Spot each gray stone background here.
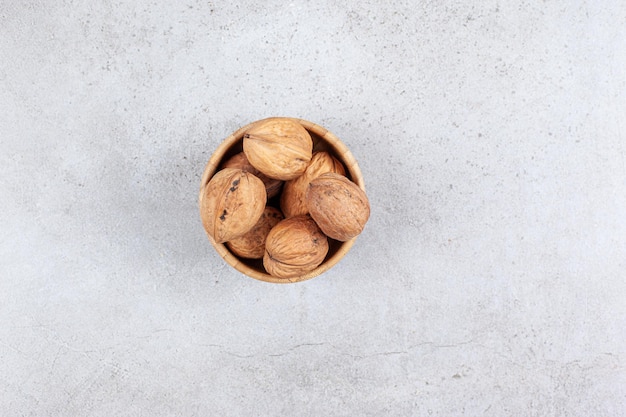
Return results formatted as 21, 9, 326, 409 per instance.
1, 0, 625, 415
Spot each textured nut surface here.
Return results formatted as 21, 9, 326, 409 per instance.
226, 206, 284, 259
221, 152, 283, 198
243, 118, 313, 181
200, 168, 266, 243
280, 151, 346, 218
263, 215, 329, 279
306, 172, 370, 241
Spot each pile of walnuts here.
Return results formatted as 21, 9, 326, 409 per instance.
200, 118, 370, 279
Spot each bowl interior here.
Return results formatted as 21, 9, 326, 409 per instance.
200, 118, 364, 283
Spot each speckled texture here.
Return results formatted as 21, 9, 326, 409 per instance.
1, 1, 625, 415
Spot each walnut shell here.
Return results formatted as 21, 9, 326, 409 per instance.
226, 206, 284, 259
221, 152, 283, 199
243, 118, 313, 181
306, 172, 370, 241
280, 151, 346, 218
263, 215, 329, 279
200, 168, 266, 243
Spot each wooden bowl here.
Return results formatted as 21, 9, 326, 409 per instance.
199, 117, 365, 283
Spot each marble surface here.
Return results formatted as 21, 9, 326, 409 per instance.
1, 0, 625, 415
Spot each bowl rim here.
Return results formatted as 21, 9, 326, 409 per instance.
199, 117, 365, 284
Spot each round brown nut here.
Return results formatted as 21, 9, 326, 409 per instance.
280, 151, 346, 218
221, 152, 283, 198
306, 172, 370, 241
200, 168, 266, 244
263, 215, 329, 279
226, 206, 284, 259
243, 118, 313, 181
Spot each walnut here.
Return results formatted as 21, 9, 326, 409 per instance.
226, 206, 284, 259
200, 168, 266, 243
243, 118, 313, 180
280, 151, 346, 218
263, 215, 329, 279
306, 172, 370, 241
221, 152, 283, 198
